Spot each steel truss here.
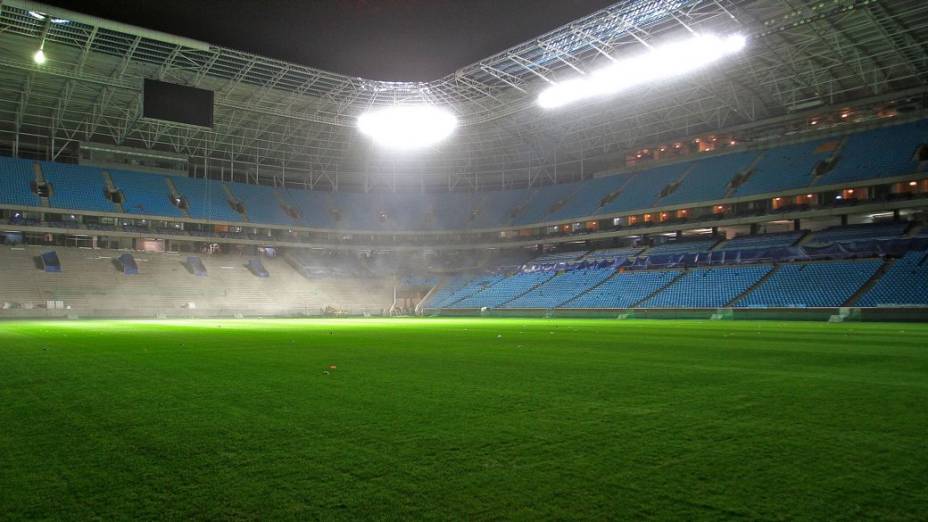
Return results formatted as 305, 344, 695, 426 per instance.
0, 0, 926, 191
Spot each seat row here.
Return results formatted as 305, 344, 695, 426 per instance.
425, 254, 927, 310
2, 118, 926, 231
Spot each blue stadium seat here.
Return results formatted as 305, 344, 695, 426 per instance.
732, 139, 835, 197
109, 170, 182, 217
467, 189, 531, 230
171, 176, 242, 222
285, 188, 338, 229
716, 231, 803, 250
529, 250, 588, 264
583, 247, 645, 260
600, 163, 689, 214
0, 156, 40, 207
645, 238, 718, 255
856, 250, 928, 306
5, 119, 927, 231
449, 271, 552, 308
227, 182, 297, 226
563, 270, 680, 309
805, 222, 909, 245
370, 192, 430, 230
512, 183, 582, 225
426, 274, 505, 308
658, 151, 759, 205
429, 192, 475, 230
640, 265, 772, 308
816, 119, 928, 185
502, 267, 614, 308
42, 162, 113, 212
737, 259, 882, 308
544, 174, 629, 222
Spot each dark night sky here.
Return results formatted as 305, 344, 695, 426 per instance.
42, 0, 616, 81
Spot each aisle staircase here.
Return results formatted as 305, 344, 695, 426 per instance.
726, 264, 782, 306
630, 269, 688, 308
32, 162, 50, 208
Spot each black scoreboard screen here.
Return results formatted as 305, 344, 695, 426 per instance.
143, 79, 214, 128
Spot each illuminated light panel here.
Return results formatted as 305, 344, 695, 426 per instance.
357, 105, 458, 150
28, 11, 69, 23
33, 48, 47, 65
538, 33, 747, 109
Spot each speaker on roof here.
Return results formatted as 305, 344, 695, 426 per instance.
143, 79, 214, 128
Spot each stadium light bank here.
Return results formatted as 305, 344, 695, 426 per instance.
538, 33, 747, 110
357, 105, 458, 151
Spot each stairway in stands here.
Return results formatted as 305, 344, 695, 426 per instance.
552, 268, 617, 308
222, 184, 249, 223
0, 246, 394, 317
100, 170, 126, 213
630, 270, 688, 308
495, 272, 557, 308
845, 258, 894, 306
723, 151, 766, 198
164, 177, 192, 219
726, 264, 782, 306
32, 162, 50, 208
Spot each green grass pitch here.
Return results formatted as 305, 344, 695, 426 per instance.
1, 318, 927, 519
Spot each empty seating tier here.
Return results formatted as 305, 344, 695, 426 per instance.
0, 157, 40, 207
645, 238, 718, 256
227, 183, 296, 226
806, 222, 909, 245
449, 271, 552, 309
41, 162, 113, 212
425, 274, 505, 308
736, 259, 883, 308
171, 176, 242, 222
562, 270, 680, 309
530, 251, 587, 264
1, 117, 927, 232
856, 250, 928, 306
502, 267, 615, 309
640, 265, 772, 308
717, 231, 804, 251
109, 170, 182, 217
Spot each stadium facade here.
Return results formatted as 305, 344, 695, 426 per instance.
1, 0, 927, 319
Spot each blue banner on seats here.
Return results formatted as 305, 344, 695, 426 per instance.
246, 258, 269, 278
40, 251, 61, 272
186, 256, 208, 277
118, 253, 139, 275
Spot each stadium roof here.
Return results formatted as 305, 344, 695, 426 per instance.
1, 0, 927, 190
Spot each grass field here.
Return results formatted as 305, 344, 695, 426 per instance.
1, 318, 927, 520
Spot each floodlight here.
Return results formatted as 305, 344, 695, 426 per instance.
538, 33, 747, 109
33, 48, 47, 65
357, 105, 458, 150
28, 11, 68, 23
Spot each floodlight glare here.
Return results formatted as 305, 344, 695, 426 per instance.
33, 48, 47, 65
357, 105, 458, 150
538, 33, 747, 109
28, 11, 69, 23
